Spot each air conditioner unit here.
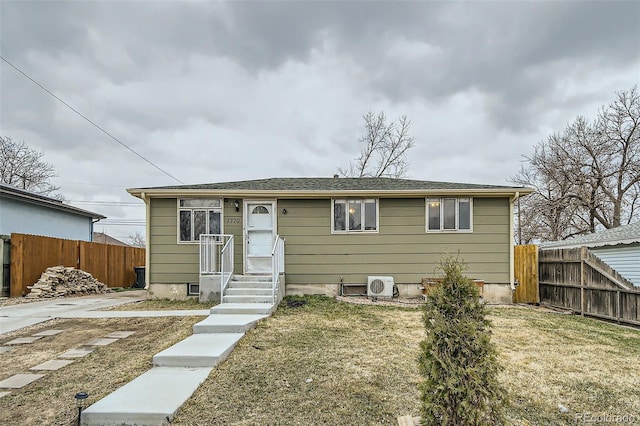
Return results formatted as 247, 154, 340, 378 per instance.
367, 276, 394, 298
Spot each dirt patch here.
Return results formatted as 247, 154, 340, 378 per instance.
0, 315, 206, 426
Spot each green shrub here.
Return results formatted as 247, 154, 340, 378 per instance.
418, 257, 506, 425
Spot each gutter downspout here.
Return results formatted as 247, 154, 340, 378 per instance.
141, 192, 150, 290
509, 191, 520, 291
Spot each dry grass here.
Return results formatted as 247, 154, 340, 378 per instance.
2, 297, 639, 425
173, 296, 640, 426
0, 315, 206, 426
105, 298, 217, 311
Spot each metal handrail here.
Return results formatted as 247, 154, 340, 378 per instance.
199, 234, 234, 303
220, 236, 234, 299
271, 235, 285, 304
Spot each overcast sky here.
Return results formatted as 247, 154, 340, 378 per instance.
1, 1, 639, 242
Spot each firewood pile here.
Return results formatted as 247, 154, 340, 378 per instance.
26, 266, 112, 298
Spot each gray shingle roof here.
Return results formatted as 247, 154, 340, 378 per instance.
0, 183, 106, 219
132, 177, 527, 192
540, 221, 640, 249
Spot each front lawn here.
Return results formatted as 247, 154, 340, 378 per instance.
174, 296, 640, 425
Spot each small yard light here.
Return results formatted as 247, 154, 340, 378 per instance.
74, 391, 89, 426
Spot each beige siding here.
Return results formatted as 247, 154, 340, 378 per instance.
278, 197, 511, 288
148, 196, 512, 290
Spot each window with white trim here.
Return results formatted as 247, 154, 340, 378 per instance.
332, 199, 378, 233
178, 199, 222, 242
426, 197, 472, 232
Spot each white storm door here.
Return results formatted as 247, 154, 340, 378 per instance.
244, 201, 276, 274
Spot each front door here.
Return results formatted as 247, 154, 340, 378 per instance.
244, 201, 276, 274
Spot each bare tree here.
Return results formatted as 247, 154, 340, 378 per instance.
338, 111, 415, 178
512, 86, 640, 243
128, 231, 146, 248
0, 136, 61, 196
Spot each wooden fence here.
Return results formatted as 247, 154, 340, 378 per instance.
539, 247, 640, 326
513, 244, 539, 304
10, 233, 145, 297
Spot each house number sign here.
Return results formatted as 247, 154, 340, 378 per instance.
225, 217, 241, 224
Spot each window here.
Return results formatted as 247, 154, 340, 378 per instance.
426, 198, 472, 232
332, 199, 378, 233
178, 199, 222, 242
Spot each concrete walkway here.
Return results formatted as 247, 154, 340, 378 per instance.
0, 292, 148, 334
82, 302, 278, 426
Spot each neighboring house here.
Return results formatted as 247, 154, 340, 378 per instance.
540, 221, 640, 287
0, 183, 105, 241
93, 232, 130, 246
127, 177, 532, 303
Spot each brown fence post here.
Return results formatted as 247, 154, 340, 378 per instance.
580, 246, 586, 316
617, 290, 621, 324
9, 234, 24, 297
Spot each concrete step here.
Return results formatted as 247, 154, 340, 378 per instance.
227, 281, 272, 289
192, 314, 267, 334
225, 288, 273, 296
210, 303, 276, 315
153, 333, 244, 368
231, 275, 271, 282
222, 295, 273, 304
81, 367, 212, 426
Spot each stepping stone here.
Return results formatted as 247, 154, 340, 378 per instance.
0, 373, 44, 389
103, 331, 135, 339
32, 329, 64, 337
0, 391, 10, 399
30, 359, 74, 371
5, 336, 43, 345
0, 347, 11, 354
59, 348, 94, 358
85, 338, 118, 346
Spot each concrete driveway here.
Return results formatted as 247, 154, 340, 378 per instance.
0, 291, 148, 334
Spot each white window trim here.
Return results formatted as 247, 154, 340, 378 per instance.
176, 198, 224, 244
331, 198, 379, 234
425, 197, 473, 233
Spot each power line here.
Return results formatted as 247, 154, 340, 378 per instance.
0, 55, 184, 184
69, 200, 144, 206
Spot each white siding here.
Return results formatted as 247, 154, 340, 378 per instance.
591, 244, 640, 287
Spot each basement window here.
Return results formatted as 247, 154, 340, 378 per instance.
187, 283, 200, 296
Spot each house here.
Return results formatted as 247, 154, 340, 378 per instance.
0, 183, 105, 241
540, 221, 640, 287
93, 232, 130, 246
127, 177, 532, 304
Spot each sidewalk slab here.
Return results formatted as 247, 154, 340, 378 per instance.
210, 303, 276, 315
0, 391, 10, 399
32, 329, 64, 337
0, 373, 44, 389
81, 367, 212, 426
153, 333, 244, 368
192, 314, 267, 334
31, 359, 74, 371
6, 336, 43, 345
0, 346, 11, 354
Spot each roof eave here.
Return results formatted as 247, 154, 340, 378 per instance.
1, 190, 106, 220
127, 187, 533, 199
